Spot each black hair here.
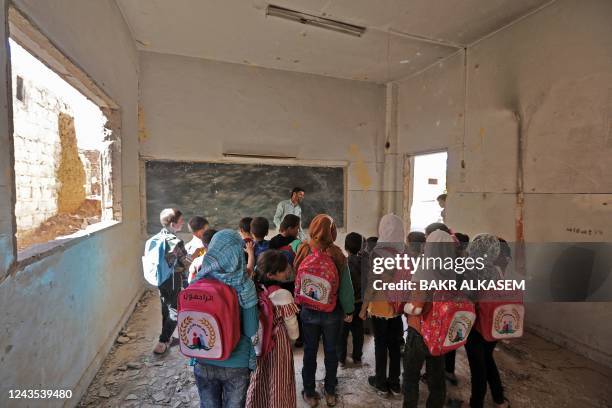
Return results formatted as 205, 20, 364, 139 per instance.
454, 232, 470, 243
251, 217, 270, 239
238, 217, 252, 233
365, 236, 378, 253
425, 222, 451, 236
344, 232, 364, 255
280, 214, 300, 231
188, 216, 209, 233
407, 231, 426, 255
202, 229, 218, 246
255, 250, 289, 286
291, 187, 305, 197
437, 193, 447, 201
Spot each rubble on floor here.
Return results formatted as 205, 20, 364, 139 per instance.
80, 290, 612, 407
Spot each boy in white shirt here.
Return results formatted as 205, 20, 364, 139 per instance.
185, 216, 209, 259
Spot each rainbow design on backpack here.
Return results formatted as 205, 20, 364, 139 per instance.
492, 304, 524, 339
178, 312, 221, 358
444, 311, 476, 347
301, 275, 330, 304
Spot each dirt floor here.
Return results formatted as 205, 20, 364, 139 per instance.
79, 290, 612, 408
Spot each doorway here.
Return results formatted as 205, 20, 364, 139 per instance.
405, 151, 448, 232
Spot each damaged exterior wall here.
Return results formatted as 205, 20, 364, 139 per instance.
0, 1, 140, 407
56, 112, 86, 214
396, 0, 612, 366
138, 51, 386, 238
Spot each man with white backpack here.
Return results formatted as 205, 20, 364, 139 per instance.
142, 208, 192, 355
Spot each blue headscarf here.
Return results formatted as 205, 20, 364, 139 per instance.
194, 229, 258, 309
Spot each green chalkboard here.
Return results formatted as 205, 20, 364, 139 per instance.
145, 160, 345, 234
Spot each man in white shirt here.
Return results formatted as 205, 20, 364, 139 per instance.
274, 187, 306, 241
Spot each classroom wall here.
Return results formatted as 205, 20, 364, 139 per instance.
395, 0, 612, 366
138, 51, 386, 239
0, 1, 141, 406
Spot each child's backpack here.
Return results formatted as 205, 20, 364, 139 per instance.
142, 231, 175, 286
254, 285, 281, 357
420, 291, 476, 356
177, 278, 241, 360
475, 291, 524, 342
278, 244, 296, 265
294, 249, 339, 312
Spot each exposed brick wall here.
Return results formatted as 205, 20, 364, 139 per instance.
11, 72, 72, 232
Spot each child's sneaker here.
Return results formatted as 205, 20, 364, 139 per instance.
368, 376, 389, 397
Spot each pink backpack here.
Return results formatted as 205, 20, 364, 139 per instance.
420, 291, 476, 356
294, 249, 339, 312
475, 290, 524, 342
177, 278, 241, 360
254, 285, 280, 357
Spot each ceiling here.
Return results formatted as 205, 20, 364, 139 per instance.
116, 0, 552, 83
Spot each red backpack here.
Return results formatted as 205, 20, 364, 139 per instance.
420, 291, 476, 356
475, 290, 524, 342
294, 249, 339, 312
177, 278, 241, 360
254, 285, 280, 357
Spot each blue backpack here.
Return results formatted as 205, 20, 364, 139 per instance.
142, 231, 175, 286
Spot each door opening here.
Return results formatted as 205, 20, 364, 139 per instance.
408, 151, 448, 232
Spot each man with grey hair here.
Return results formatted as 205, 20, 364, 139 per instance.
153, 208, 191, 355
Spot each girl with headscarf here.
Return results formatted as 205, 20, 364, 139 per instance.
359, 214, 407, 396
450, 234, 509, 408
293, 214, 355, 407
191, 229, 259, 408
403, 228, 458, 408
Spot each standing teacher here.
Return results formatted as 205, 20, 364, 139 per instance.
274, 187, 306, 241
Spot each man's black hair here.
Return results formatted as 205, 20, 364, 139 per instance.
291, 187, 305, 197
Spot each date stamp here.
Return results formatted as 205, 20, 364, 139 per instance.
9, 390, 73, 399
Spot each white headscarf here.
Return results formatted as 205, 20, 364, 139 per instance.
376, 214, 405, 251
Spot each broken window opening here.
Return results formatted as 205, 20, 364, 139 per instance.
8, 33, 121, 255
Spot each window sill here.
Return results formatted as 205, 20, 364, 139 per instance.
16, 220, 121, 268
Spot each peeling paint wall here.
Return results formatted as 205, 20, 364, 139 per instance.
0, 1, 141, 407
396, 0, 612, 366
138, 51, 386, 238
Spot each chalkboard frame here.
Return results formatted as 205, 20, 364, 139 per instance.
140, 157, 348, 236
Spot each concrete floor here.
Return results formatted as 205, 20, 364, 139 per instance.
79, 290, 612, 408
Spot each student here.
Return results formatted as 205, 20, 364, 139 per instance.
269, 214, 300, 250
186, 216, 209, 259
360, 214, 406, 397
188, 228, 218, 284
338, 232, 366, 366
365, 236, 378, 254
452, 234, 510, 408
402, 229, 457, 408
153, 208, 191, 355
362, 236, 378, 336
251, 217, 271, 260
445, 232, 470, 385
425, 222, 452, 237
406, 231, 426, 257
246, 250, 300, 408
294, 214, 355, 407
192, 230, 259, 408
239, 217, 253, 242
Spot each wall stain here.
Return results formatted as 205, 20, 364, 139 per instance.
348, 144, 372, 191
138, 105, 148, 142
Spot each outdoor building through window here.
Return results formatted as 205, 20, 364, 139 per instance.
9, 37, 119, 255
